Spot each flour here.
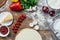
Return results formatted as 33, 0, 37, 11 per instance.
47, 0, 60, 9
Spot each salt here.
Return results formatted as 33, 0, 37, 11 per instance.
47, 0, 60, 9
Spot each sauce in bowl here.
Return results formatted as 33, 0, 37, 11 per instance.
0, 26, 8, 35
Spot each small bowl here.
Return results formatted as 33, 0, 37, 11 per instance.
0, 25, 9, 37
49, 15, 60, 40
0, 12, 13, 26
0, 0, 9, 11
46, 0, 60, 9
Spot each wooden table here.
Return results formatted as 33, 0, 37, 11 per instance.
0, 0, 53, 40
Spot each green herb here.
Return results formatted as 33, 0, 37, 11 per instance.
20, 0, 37, 9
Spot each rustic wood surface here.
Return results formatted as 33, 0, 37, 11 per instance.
0, 0, 53, 40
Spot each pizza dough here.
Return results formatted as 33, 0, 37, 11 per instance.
15, 28, 42, 40
47, 0, 60, 9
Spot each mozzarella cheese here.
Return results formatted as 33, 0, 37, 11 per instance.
3, 14, 13, 22
1, 13, 13, 24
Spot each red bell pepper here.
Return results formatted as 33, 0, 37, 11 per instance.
9, 2, 22, 11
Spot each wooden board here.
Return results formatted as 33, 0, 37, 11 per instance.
0, 0, 54, 40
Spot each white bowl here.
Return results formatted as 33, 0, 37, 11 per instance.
0, 12, 13, 26
0, 0, 9, 11
46, 0, 60, 9
0, 25, 10, 37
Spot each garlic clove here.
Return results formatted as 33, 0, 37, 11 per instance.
34, 25, 40, 30
25, 6, 32, 12
32, 20, 38, 25
29, 23, 34, 28
32, 6, 37, 11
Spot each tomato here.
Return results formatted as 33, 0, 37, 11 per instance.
0, 26, 8, 35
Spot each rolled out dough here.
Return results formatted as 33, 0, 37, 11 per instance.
15, 28, 42, 40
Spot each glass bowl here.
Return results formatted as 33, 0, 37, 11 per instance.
49, 14, 60, 40
0, 25, 10, 37
0, 0, 9, 11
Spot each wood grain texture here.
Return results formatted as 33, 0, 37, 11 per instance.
0, 0, 53, 40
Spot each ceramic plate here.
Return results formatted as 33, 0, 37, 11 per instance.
0, 12, 13, 26
0, 25, 9, 37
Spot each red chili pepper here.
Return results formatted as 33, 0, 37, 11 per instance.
9, 2, 22, 11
